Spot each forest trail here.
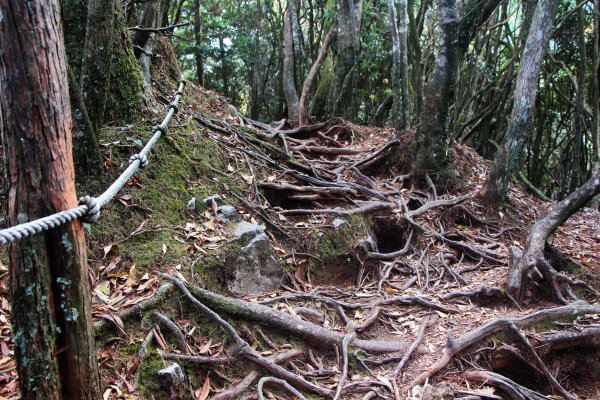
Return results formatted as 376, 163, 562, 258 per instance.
1, 81, 600, 399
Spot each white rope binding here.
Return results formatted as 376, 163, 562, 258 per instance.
0, 79, 186, 245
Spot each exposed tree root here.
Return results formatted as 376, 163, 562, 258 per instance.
405, 302, 600, 391
464, 370, 550, 400
508, 173, 600, 305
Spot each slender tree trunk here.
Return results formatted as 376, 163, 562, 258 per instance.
407, 0, 424, 117
283, 1, 300, 123
133, 0, 164, 85
481, 0, 560, 205
415, 0, 458, 179
388, 0, 409, 133
592, 0, 600, 209
398, 0, 410, 129
299, 22, 338, 125
0, 1, 100, 399
569, 6, 586, 192
194, 0, 204, 86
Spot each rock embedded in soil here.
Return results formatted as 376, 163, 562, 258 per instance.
217, 205, 240, 223
157, 363, 185, 396
229, 221, 284, 295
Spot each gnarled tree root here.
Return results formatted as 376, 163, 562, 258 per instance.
405, 302, 600, 391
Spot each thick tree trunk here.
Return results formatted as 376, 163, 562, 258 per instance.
299, 22, 338, 125
508, 172, 600, 304
81, 0, 144, 130
283, 1, 300, 123
481, 0, 560, 205
0, 1, 100, 399
194, 0, 204, 86
415, 0, 458, 179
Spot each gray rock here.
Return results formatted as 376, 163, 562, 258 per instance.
228, 221, 283, 296
331, 218, 347, 229
157, 363, 185, 396
202, 194, 223, 206
187, 197, 196, 211
233, 221, 265, 241
228, 233, 284, 296
217, 205, 240, 223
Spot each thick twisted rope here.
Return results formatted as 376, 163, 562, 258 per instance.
0, 79, 186, 245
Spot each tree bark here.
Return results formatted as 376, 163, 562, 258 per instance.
388, 0, 410, 133
569, 6, 586, 192
481, 0, 560, 205
283, 1, 300, 123
592, 0, 600, 209
194, 0, 204, 86
415, 0, 458, 179
81, 0, 144, 130
299, 22, 338, 125
327, 0, 363, 119
0, 1, 100, 399
133, 0, 165, 85
60, 0, 89, 81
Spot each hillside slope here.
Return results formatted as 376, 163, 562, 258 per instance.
1, 74, 599, 400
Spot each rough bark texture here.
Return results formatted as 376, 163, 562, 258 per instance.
194, 0, 204, 86
482, 0, 560, 205
508, 172, 600, 304
81, 0, 144, 130
299, 22, 338, 125
283, 1, 300, 123
67, 66, 104, 185
60, 0, 88, 81
388, 0, 409, 132
327, 0, 362, 119
133, 0, 165, 85
415, 0, 458, 178
569, 6, 586, 192
0, 1, 100, 398
456, 0, 501, 57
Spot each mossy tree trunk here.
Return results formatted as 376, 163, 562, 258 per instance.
81, 0, 144, 131
0, 1, 100, 399
415, 0, 458, 179
388, 0, 410, 133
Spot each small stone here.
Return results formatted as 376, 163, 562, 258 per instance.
187, 197, 196, 211
331, 218, 347, 229
216, 205, 240, 223
157, 363, 185, 396
233, 221, 265, 241
202, 194, 223, 206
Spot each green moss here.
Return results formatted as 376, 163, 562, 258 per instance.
89, 121, 242, 276
310, 215, 370, 264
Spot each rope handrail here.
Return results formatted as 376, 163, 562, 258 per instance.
0, 79, 187, 245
